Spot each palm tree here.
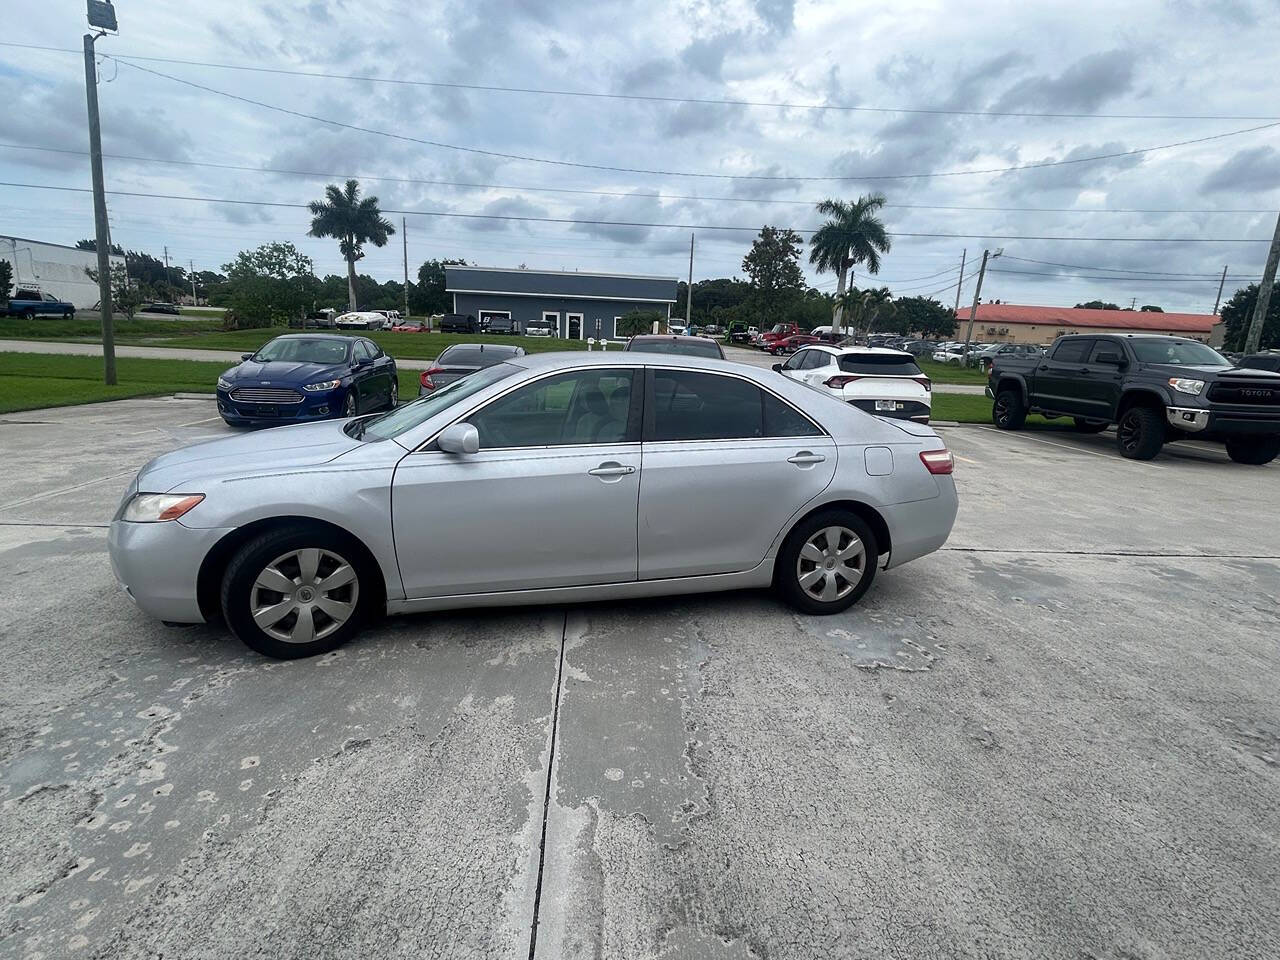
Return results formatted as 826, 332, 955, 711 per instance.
307, 179, 395, 311
860, 287, 896, 336
808, 194, 891, 335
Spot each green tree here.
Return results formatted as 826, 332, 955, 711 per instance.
617, 309, 662, 337
0, 258, 12, 302
307, 179, 395, 311
1075, 300, 1121, 310
742, 226, 804, 315
1220, 282, 1280, 351
808, 194, 891, 335
893, 296, 955, 338
221, 242, 315, 327
84, 262, 144, 319
414, 258, 468, 315
1140, 304, 1164, 312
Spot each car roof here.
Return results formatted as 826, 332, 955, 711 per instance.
441, 342, 524, 355
628, 335, 709, 343
513, 350, 763, 375
805, 345, 914, 358
269, 333, 353, 342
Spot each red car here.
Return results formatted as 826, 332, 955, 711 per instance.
756, 322, 801, 350
391, 319, 429, 332
768, 334, 821, 355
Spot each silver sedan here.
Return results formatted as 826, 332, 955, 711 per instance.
108, 352, 958, 658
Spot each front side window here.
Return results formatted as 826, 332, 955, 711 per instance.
782, 351, 807, 371
466, 369, 636, 448
650, 370, 820, 441
361, 363, 518, 441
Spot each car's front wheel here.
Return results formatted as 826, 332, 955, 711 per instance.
388, 378, 399, 409
775, 511, 878, 615
1117, 405, 1164, 460
343, 391, 358, 418
1225, 436, 1280, 465
220, 525, 375, 658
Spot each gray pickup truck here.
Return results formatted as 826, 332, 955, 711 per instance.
2, 288, 76, 319
988, 333, 1280, 464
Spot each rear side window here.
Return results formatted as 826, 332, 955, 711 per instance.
836, 354, 921, 376
649, 370, 820, 441
1050, 339, 1093, 363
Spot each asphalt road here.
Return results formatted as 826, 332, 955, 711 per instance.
1, 399, 1277, 959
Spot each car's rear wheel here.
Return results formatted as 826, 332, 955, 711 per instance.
221, 525, 374, 659
1073, 417, 1109, 433
1117, 405, 1164, 460
1225, 436, 1280, 465
775, 511, 878, 615
993, 389, 1027, 430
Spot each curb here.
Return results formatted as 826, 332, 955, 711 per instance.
173, 392, 217, 400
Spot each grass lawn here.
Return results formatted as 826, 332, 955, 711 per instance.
0, 352, 230, 414
0, 315, 225, 340
916, 358, 989, 385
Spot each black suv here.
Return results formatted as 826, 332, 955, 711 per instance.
483, 315, 519, 335
439, 313, 479, 333
988, 333, 1280, 463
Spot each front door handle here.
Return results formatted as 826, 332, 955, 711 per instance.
1038, 364, 1050, 371
788, 452, 827, 466
587, 462, 636, 479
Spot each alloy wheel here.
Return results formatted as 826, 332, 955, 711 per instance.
250, 548, 360, 644
795, 525, 865, 602
344, 392, 357, 417
994, 395, 1011, 427
389, 380, 399, 407
1118, 412, 1141, 453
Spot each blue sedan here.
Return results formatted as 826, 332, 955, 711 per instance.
216, 334, 398, 427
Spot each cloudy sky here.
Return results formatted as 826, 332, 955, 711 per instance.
2, 0, 1278, 312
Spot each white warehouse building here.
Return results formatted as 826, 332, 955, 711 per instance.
1, 235, 126, 308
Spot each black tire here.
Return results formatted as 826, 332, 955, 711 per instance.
343, 391, 358, 418
67, 308, 76, 319
220, 524, 376, 659
993, 388, 1027, 430
1116, 405, 1165, 460
388, 378, 399, 409
23, 309, 35, 320
775, 510, 878, 615
1225, 436, 1280, 465
1073, 417, 1109, 433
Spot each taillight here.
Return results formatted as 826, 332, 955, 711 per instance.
419, 366, 444, 391
824, 375, 861, 388
919, 449, 954, 475
915, 376, 932, 392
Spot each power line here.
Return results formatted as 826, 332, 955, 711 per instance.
3, 40, 1276, 122
7, 142, 1273, 216
92, 56, 1280, 184
2, 180, 1273, 242
1000, 255, 1258, 279
989, 267, 1258, 283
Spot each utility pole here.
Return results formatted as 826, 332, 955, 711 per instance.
962, 249, 997, 356
83, 9, 117, 385
189, 259, 197, 306
951, 248, 967, 316
1243, 211, 1280, 353
402, 217, 409, 321
1212, 265, 1228, 315
685, 232, 694, 325
163, 244, 173, 294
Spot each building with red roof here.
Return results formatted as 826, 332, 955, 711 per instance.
952, 303, 1223, 346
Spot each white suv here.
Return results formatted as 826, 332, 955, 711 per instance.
776, 345, 932, 422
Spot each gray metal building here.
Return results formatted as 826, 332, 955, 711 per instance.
445, 266, 679, 340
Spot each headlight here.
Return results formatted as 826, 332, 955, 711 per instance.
122, 493, 205, 523
1168, 377, 1205, 396
217, 377, 231, 389
304, 379, 342, 392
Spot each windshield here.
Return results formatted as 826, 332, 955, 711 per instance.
1130, 339, 1229, 366
628, 339, 722, 358
359, 362, 519, 441
252, 338, 349, 364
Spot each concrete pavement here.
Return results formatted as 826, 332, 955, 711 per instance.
1, 398, 1277, 958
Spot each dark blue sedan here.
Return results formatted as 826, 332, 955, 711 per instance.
216, 334, 398, 427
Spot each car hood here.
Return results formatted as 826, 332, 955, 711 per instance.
221, 359, 347, 384
1141, 363, 1280, 380
137, 419, 363, 492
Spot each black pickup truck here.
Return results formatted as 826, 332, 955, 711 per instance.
988, 333, 1280, 463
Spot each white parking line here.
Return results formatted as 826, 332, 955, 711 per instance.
975, 426, 1164, 468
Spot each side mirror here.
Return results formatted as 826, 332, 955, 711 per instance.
353, 356, 370, 368
772, 363, 783, 372
1095, 351, 1126, 366
438, 422, 479, 455
241, 353, 253, 361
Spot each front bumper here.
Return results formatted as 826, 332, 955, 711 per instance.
1166, 404, 1280, 438
108, 519, 235, 623
216, 386, 344, 425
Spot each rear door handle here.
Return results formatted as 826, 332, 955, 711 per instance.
587, 462, 636, 478
788, 452, 827, 465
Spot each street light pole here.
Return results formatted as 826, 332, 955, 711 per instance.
83, 28, 116, 385
1243, 211, 1280, 354
962, 249, 1001, 357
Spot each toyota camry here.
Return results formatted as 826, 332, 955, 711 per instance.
111, 352, 958, 659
